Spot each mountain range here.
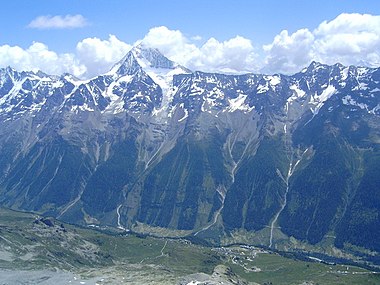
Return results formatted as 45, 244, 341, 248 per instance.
0, 43, 379, 260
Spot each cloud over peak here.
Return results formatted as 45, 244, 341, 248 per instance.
263, 13, 380, 74
2, 13, 379, 78
142, 26, 258, 73
76, 35, 131, 78
28, 14, 89, 29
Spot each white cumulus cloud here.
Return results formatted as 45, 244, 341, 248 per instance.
28, 14, 89, 29
0, 42, 86, 77
76, 35, 131, 78
0, 35, 131, 79
196, 36, 258, 73
313, 13, 380, 67
263, 13, 380, 74
2, 13, 380, 79
263, 29, 315, 74
142, 26, 199, 66
142, 26, 259, 73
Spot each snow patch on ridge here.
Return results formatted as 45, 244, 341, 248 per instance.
269, 75, 281, 86
342, 95, 369, 110
71, 103, 95, 113
178, 103, 189, 122
309, 85, 337, 114
341, 67, 349, 81
285, 84, 306, 113
227, 93, 254, 113
288, 84, 306, 102
257, 84, 269, 94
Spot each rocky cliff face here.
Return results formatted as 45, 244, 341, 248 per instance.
0, 44, 379, 254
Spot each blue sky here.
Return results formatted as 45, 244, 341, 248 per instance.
1, 0, 380, 78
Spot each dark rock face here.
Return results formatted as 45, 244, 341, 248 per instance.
0, 46, 379, 254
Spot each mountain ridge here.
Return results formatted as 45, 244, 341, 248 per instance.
0, 46, 379, 264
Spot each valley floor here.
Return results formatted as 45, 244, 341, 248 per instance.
0, 208, 379, 285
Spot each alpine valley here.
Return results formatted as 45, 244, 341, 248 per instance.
0, 44, 379, 267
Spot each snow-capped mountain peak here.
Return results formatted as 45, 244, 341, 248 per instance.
131, 43, 176, 70
106, 43, 192, 118
108, 49, 142, 77
108, 43, 190, 77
